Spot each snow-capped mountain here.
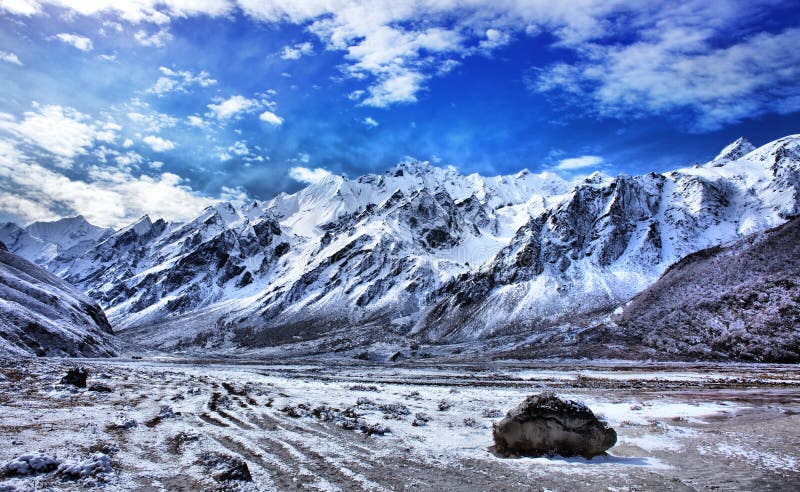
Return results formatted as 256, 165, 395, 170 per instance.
6, 135, 800, 355
0, 215, 113, 266
0, 241, 117, 357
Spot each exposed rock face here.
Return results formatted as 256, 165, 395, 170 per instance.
4, 135, 800, 358
614, 216, 800, 362
0, 247, 117, 357
493, 393, 616, 458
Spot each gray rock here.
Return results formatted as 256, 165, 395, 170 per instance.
493, 392, 616, 458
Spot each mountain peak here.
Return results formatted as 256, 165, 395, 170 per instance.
712, 137, 756, 164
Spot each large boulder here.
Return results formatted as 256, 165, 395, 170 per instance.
493, 392, 616, 458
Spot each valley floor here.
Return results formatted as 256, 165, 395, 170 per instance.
0, 358, 799, 491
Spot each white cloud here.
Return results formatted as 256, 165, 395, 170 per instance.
0, 50, 22, 65
0, 0, 42, 16
186, 115, 207, 127
98, 53, 117, 62
134, 28, 172, 47
535, 25, 800, 131
208, 95, 259, 119
6, 0, 795, 125
149, 66, 217, 96
54, 33, 93, 51
142, 135, 175, 152
0, 104, 117, 160
228, 140, 249, 155
363, 116, 378, 127
280, 41, 313, 60
555, 155, 604, 171
0, 138, 242, 228
127, 111, 177, 132
258, 110, 283, 126
288, 166, 332, 185
479, 28, 511, 51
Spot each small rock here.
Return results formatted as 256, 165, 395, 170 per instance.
412, 413, 431, 427
214, 459, 252, 482
438, 400, 452, 411
88, 383, 112, 393
57, 452, 113, 479
60, 367, 88, 388
493, 392, 617, 458
2, 452, 60, 476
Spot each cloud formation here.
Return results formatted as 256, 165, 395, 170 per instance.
280, 41, 313, 60
0, 104, 118, 160
142, 135, 175, 152
0, 138, 244, 227
208, 95, 259, 119
288, 166, 332, 184
149, 66, 217, 96
4, 0, 796, 126
0, 50, 21, 65
54, 33, 93, 51
555, 155, 603, 171
258, 111, 283, 126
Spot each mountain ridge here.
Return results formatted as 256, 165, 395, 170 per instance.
3, 134, 799, 358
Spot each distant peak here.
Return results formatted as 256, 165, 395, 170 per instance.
713, 137, 755, 164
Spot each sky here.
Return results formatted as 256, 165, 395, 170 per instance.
0, 0, 798, 228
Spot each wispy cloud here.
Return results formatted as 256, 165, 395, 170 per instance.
54, 33, 93, 51
555, 155, 604, 171
208, 95, 259, 120
148, 66, 217, 96
280, 41, 313, 60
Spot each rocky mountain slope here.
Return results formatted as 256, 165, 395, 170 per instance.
0, 216, 112, 266
612, 216, 800, 362
0, 241, 118, 357
4, 135, 799, 357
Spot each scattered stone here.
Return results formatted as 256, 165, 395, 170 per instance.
463, 417, 482, 428
57, 452, 113, 480
353, 352, 370, 361
166, 432, 200, 454
379, 403, 410, 420
412, 413, 431, 427
356, 397, 375, 407
438, 400, 452, 411
280, 405, 305, 418
360, 422, 390, 436
349, 384, 380, 392
107, 418, 138, 431
482, 408, 503, 418
145, 406, 177, 428
215, 459, 252, 482
492, 392, 617, 458
199, 453, 252, 482
88, 383, 112, 393
60, 367, 88, 388
2, 452, 60, 476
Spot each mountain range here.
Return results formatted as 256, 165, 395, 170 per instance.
1, 134, 798, 360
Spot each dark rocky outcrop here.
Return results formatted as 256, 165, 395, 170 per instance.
493, 392, 616, 458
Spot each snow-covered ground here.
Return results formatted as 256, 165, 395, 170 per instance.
0, 358, 798, 491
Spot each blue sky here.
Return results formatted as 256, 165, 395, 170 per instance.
0, 0, 798, 227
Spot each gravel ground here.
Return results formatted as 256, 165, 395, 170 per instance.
0, 358, 798, 491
